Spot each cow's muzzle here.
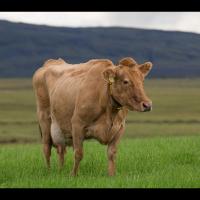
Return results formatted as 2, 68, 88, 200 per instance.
141, 101, 152, 112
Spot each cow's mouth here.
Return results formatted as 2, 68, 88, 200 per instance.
128, 101, 152, 112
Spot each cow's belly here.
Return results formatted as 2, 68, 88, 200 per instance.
85, 116, 122, 145
51, 112, 124, 146
51, 118, 122, 147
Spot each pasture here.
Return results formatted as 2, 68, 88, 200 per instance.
1, 137, 200, 188
0, 78, 200, 187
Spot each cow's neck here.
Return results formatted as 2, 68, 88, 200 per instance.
110, 95, 122, 111
99, 81, 123, 115
108, 83, 123, 111
104, 84, 125, 140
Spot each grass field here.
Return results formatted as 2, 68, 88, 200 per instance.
1, 137, 200, 188
0, 78, 200, 188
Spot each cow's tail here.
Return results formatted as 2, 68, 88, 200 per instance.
38, 124, 42, 139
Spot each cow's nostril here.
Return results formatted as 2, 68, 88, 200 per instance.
143, 102, 149, 108
142, 102, 152, 111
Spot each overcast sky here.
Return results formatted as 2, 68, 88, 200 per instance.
0, 12, 200, 34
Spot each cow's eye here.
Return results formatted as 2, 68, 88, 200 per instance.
123, 80, 129, 84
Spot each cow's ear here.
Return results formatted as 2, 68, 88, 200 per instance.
139, 62, 153, 77
102, 68, 116, 83
119, 57, 137, 67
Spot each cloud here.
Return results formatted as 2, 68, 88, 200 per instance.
0, 12, 111, 27
0, 12, 200, 33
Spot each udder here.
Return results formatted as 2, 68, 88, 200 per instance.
51, 121, 73, 146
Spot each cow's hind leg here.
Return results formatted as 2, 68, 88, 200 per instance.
57, 145, 66, 169
51, 120, 66, 169
43, 143, 52, 169
38, 109, 52, 169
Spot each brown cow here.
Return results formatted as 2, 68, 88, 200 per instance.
32, 57, 152, 176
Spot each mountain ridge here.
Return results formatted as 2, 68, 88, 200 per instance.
0, 19, 200, 78
2, 19, 200, 36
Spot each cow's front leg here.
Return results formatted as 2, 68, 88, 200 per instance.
107, 144, 117, 176
71, 122, 85, 176
107, 125, 125, 176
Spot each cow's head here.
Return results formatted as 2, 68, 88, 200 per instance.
103, 57, 153, 112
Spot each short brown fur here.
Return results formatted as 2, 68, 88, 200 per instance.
32, 57, 153, 176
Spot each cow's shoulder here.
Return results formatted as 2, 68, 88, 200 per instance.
42, 58, 67, 68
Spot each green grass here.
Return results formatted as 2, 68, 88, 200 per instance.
1, 137, 200, 188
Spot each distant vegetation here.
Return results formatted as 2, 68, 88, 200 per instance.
1, 20, 200, 78
1, 78, 200, 143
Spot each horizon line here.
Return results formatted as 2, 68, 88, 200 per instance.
0, 19, 200, 35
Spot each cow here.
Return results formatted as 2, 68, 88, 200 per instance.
32, 57, 152, 176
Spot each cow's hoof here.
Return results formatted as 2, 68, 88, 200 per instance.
108, 172, 115, 176
70, 171, 77, 177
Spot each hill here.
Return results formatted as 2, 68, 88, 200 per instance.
0, 20, 200, 78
